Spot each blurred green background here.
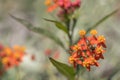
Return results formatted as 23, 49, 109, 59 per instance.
0, 0, 120, 80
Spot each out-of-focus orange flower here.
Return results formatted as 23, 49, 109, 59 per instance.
31, 54, 36, 61
90, 30, 97, 35
13, 45, 26, 53
53, 51, 60, 59
45, 49, 52, 56
45, 0, 58, 12
44, 48, 60, 59
45, 0, 81, 12
3, 47, 12, 56
45, 0, 81, 21
0, 45, 25, 71
79, 30, 86, 37
45, 0, 52, 6
2, 57, 14, 70
69, 30, 107, 71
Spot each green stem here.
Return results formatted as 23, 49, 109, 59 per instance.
66, 19, 72, 47
16, 67, 21, 80
75, 72, 80, 80
66, 18, 77, 51
71, 18, 77, 44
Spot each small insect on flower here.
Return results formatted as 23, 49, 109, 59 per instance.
69, 29, 107, 71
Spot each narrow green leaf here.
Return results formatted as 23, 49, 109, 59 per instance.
49, 58, 75, 80
44, 18, 68, 34
107, 63, 120, 80
87, 9, 119, 33
10, 15, 65, 49
74, 9, 119, 45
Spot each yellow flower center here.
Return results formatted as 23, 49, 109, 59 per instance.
4, 47, 12, 56
98, 35, 105, 43
79, 30, 86, 37
72, 45, 80, 51
14, 53, 21, 59
2, 57, 9, 65
96, 47, 103, 54
83, 61, 89, 67
45, 0, 52, 6
90, 30, 97, 35
69, 56, 74, 64
13, 45, 25, 52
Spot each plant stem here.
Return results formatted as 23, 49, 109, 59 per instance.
71, 18, 77, 41
66, 19, 72, 47
75, 73, 80, 80
16, 67, 21, 80
67, 18, 78, 80
66, 18, 77, 52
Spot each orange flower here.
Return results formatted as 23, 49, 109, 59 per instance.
69, 52, 82, 68
79, 30, 86, 37
45, 0, 81, 12
78, 37, 88, 51
3, 47, 12, 56
71, 44, 81, 51
13, 45, 26, 53
98, 35, 105, 43
83, 56, 99, 71
45, 0, 52, 6
45, 0, 58, 12
69, 30, 106, 71
90, 29, 97, 36
97, 35, 106, 48
87, 36, 97, 45
2, 57, 14, 70
0, 45, 25, 71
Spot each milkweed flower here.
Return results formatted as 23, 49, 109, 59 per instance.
0, 45, 26, 71
69, 30, 107, 71
45, 0, 81, 20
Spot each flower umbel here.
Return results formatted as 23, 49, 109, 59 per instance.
45, 0, 81, 20
0, 45, 25, 71
69, 30, 107, 71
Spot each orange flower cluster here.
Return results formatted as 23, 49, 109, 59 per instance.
45, 0, 81, 20
45, 0, 81, 12
69, 30, 107, 71
0, 45, 25, 70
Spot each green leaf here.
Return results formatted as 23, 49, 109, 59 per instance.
49, 58, 75, 80
107, 63, 120, 80
10, 15, 65, 49
86, 9, 119, 33
74, 9, 119, 45
44, 18, 68, 34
